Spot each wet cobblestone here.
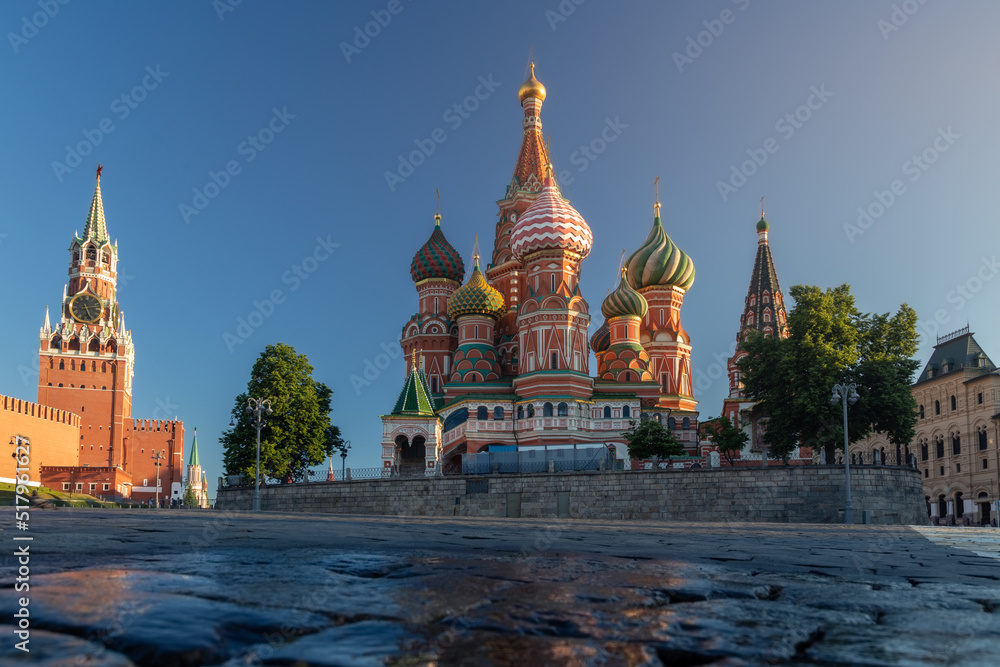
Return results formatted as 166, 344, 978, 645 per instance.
0, 510, 997, 666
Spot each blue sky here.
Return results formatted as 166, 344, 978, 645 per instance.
1, 1, 998, 491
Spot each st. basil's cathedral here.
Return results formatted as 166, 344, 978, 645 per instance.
379, 65, 757, 474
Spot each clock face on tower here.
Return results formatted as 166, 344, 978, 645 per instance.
70, 293, 103, 323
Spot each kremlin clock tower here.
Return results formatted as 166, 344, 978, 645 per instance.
36, 167, 185, 503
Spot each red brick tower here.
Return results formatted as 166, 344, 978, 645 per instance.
624, 200, 697, 416
722, 212, 789, 446
509, 171, 594, 399
37, 165, 134, 469
36, 167, 184, 503
486, 63, 552, 375
404, 209, 465, 395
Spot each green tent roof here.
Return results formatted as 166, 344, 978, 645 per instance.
187, 429, 201, 467
391, 367, 436, 416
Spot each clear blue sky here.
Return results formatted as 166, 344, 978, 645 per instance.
1, 1, 998, 491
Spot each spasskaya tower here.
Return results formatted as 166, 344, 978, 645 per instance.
37, 165, 134, 468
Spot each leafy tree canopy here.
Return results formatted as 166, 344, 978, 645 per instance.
706, 415, 749, 466
222, 343, 343, 481
736, 284, 919, 462
621, 418, 685, 460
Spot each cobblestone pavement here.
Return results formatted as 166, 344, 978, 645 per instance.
1, 510, 998, 666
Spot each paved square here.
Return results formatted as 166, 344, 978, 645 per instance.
2, 510, 999, 665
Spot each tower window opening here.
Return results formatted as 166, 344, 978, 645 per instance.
59, 360, 64, 370
474, 325, 479, 339
434, 297, 439, 315
951, 395, 957, 411
86, 247, 96, 261
551, 352, 557, 369
494, 406, 504, 420
551, 274, 555, 292
935, 400, 940, 415
557, 402, 568, 417
622, 405, 630, 418
603, 406, 611, 419
431, 377, 438, 393
543, 402, 553, 417
661, 374, 667, 392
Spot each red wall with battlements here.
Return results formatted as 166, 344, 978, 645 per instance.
0, 394, 80, 485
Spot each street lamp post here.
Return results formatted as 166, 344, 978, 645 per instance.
334, 440, 351, 479
831, 383, 860, 525
151, 451, 165, 509
246, 397, 273, 512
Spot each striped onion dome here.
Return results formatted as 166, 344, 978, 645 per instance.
447, 255, 505, 320
602, 268, 649, 319
590, 319, 611, 354
410, 214, 465, 283
625, 211, 695, 291
510, 176, 592, 260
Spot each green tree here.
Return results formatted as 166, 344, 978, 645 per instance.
709, 416, 749, 466
737, 284, 919, 463
621, 418, 685, 460
182, 486, 197, 507
221, 343, 340, 481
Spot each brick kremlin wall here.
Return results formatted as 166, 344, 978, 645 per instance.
216, 466, 929, 525
0, 394, 80, 484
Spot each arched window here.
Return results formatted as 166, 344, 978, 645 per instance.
603, 406, 611, 419
661, 374, 667, 392
951, 395, 957, 411
936, 437, 945, 458
935, 400, 940, 415
919, 404, 924, 419
477, 406, 488, 420
668, 417, 677, 430
494, 406, 504, 421
431, 377, 438, 393
952, 434, 961, 456
551, 352, 558, 370
101, 251, 110, 265
517, 405, 524, 420
543, 402, 553, 417
622, 405, 630, 418
557, 402, 568, 417
641, 412, 649, 422
764, 311, 771, 322
527, 405, 535, 418
980, 429, 988, 450
624, 371, 631, 382
59, 360, 64, 370
86, 246, 97, 261
921, 443, 928, 461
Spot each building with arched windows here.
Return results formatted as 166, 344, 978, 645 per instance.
380, 65, 700, 474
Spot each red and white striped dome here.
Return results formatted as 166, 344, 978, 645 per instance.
510, 178, 592, 260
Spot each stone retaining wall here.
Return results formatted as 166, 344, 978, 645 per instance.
215, 465, 929, 525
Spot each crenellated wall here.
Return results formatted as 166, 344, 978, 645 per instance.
0, 393, 81, 484
216, 466, 928, 525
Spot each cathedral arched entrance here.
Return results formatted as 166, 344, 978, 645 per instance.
399, 435, 426, 475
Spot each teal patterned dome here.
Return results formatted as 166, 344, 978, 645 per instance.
625, 214, 695, 291
602, 269, 648, 319
411, 215, 465, 283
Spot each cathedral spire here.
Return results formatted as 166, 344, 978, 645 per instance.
738, 211, 787, 342
42, 305, 50, 334
83, 164, 109, 243
510, 62, 550, 193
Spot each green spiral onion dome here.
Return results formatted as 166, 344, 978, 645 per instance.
756, 216, 769, 232
590, 319, 611, 354
601, 268, 649, 319
625, 211, 695, 291
410, 214, 465, 283
447, 256, 506, 320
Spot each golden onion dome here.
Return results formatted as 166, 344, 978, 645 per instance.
447, 255, 506, 320
518, 62, 546, 103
